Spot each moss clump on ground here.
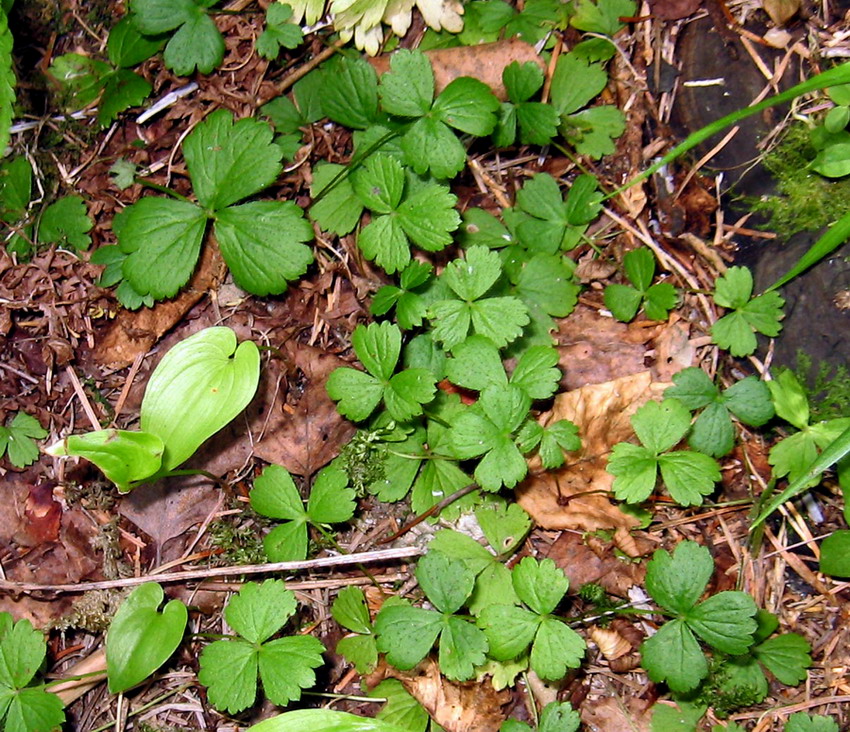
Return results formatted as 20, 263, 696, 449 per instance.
749, 123, 850, 237
793, 351, 850, 421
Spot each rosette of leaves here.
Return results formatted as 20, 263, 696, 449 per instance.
378, 50, 500, 179
512, 172, 603, 253
0, 613, 65, 731
493, 61, 560, 148
429, 246, 530, 350
664, 367, 774, 457
374, 550, 488, 681
607, 398, 721, 506
711, 266, 785, 357
326, 321, 437, 422
477, 557, 586, 681
603, 247, 677, 323
640, 541, 758, 693
112, 109, 313, 303
129, 0, 225, 76
249, 464, 355, 561
198, 580, 325, 714
48, 17, 162, 127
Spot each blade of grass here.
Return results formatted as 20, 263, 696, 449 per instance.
765, 209, 850, 292
751, 423, 850, 528
606, 62, 850, 201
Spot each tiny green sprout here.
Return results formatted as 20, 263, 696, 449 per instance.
256, 3, 302, 60
250, 463, 355, 561
640, 541, 758, 694
198, 580, 325, 713
0, 412, 47, 468
332, 586, 378, 674
607, 399, 721, 506
603, 247, 677, 323
711, 266, 785, 357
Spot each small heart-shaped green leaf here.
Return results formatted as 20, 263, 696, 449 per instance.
106, 583, 188, 693
141, 327, 260, 470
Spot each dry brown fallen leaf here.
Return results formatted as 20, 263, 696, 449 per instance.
369, 38, 545, 101
762, 0, 801, 25
369, 658, 508, 732
516, 371, 669, 532
93, 243, 227, 368
580, 693, 653, 731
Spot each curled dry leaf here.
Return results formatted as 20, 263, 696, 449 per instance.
516, 371, 669, 532
368, 39, 546, 101
589, 626, 631, 661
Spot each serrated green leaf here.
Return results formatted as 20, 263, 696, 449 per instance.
0, 618, 45, 690
337, 634, 378, 675
468, 560, 517, 616
374, 605, 443, 670
723, 376, 774, 426
258, 635, 325, 706
651, 700, 708, 732
623, 247, 655, 291
539, 701, 581, 732
251, 464, 307, 521
1, 687, 65, 732
184, 109, 282, 211
476, 500, 531, 556
713, 266, 753, 309
530, 617, 585, 680
0, 156, 32, 219
309, 163, 363, 235
198, 638, 258, 713
359, 215, 410, 274
550, 53, 607, 116
512, 557, 568, 615
263, 521, 308, 562
380, 50, 433, 117
688, 401, 734, 457
458, 207, 514, 249
321, 56, 380, 129
446, 335, 507, 391
478, 604, 539, 660
632, 399, 691, 453
516, 101, 560, 146
510, 345, 560, 400
225, 580, 297, 644
163, 10, 225, 76
609, 442, 658, 503
439, 614, 489, 680
38, 196, 92, 250
0, 5, 15, 154
753, 633, 811, 685
411, 455, 472, 516
119, 197, 207, 299
563, 105, 626, 158
821, 530, 850, 578
604, 284, 642, 322
685, 591, 757, 654
784, 714, 839, 732
397, 184, 460, 251
1, 414, 47, 469
471, 296, 530, 349
307, 466, 355, 524
353, 320, 400, 381
444, 245, 503, 300
256, 3, 302, 59
432, 77, 499, 136
141, 327, 260, 470
539, 420, 581, 469
416, 550, 476, 614
108, 16, 163, 68
352, 154, 405, 213
769, 430, 820, 487
332, 586, 373, 635
214, 201, 313, 296
44, 429, 163, 491
641, 619, 707, 693
645, 541, 713, 615
769, 369, 810, 430
106, 583, 188, 693
48, 53, 110, 108
711, 311, 758, 357
665, 367, 717, 410
98, 70, 152, 126
401, 116, 468, 179
504, 61, 544, 103
326, 368, 384, 422
515, 253, 579, 317
657, 450, 720, 506
369, 679, 429, 732
570, 0, 635, 34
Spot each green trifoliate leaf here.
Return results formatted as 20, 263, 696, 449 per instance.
768, 369, 810, 430
753, 633, 811, 685
309, 163, 363, 236
514, 253, 580, 317
632, 399, 691, 453
119, 197, 207, 299
711, 266, 784, 357
385, 368, 438, 422
225, 580, 297, 644
106, 583, 188, 693
504, 60, 543, 102
371, 261, 433, 329
444, 244, 502, 301
416, 550, 476, 614
604, 284, 642, 322
256, 3, 302, 59
538, 701, 581, 732
512, 557, 568, 615
44, 429, 163, 492
685, 591, 757, 654
562, 105, 627, 158
250, 464, 309, 560
321, 56, 381, 129
257, 635, 326, 707
306, 465, 355, 524
641, 618, 707, 693
538, 420, 581, 469
38, 195, 92, 250
531, 617, 585, 680
141, 327, 260, 470
439, 614, 489, 680
0, 413, 47, 469
784, 715, 839, 732
131, 0, 224, 75
657, 451, 721, 506
510, 346, 560, 400
645, 540, 713, 615
379, 50, 434, 117
477, 604, 539, 661
605, 248, 677, 322
214, 201, 314, 296
445, 335, 507, 392
432, 76, 500, 136
374, 604, 443, 670
570, 0, 635, 34
475, 500, 531, 555
184, 109, 283, 211
550, 52, 608, 116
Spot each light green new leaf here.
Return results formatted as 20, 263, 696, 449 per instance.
225, 580, 297, 644
140, 327, 260, 470
45, 429, 164, 492
685, 591, 757, 654
307, 465, 355, 524
106, 583, 188, 693
119, 197, 207, 299
571, 0, 635, 34
250, 464, 307, 521
641, 619, 707, 693
645, 541, 713, 615
768, 369, 810, 430
38, 196, 92, 251
256, 3, 302, 59
711, 266, 784, 357
510, 346, 560, 400
539, 702, 581, 732
248, 709, 412, 732
214, 200, 314, 296
0, 413, 47, 469
184, 109, 283, 211
538, 420, 581, 469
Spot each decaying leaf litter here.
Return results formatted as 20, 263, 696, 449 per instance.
1, 0, 850, 729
